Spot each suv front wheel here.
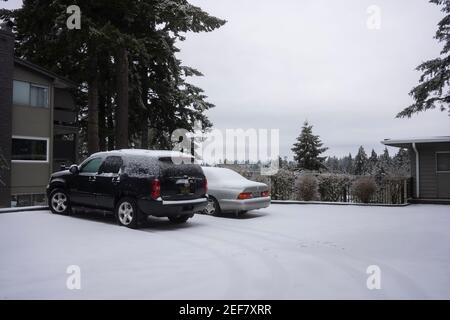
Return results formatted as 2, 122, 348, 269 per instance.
49, 189, 71, 215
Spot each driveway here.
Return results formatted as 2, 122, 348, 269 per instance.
0, 204, 449, 299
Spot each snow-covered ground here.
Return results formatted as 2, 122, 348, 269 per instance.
0, 204, 449, 299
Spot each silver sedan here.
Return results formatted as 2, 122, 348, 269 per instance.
201, 167, 271, 216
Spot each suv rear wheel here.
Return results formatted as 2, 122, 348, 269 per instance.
49, 189, 71, 215
115, 197, 140, 229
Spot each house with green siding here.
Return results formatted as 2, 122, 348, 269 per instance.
0, 24, 78, 208
383, 137, 450, 203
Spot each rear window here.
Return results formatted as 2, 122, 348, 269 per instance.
99, 156, 123, 174
203, 167, 248, 182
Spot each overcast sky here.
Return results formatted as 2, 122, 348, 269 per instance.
178, 0, 449, 158
3, 0, 449, 158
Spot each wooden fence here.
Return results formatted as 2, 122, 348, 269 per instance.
268, 175, 413, 205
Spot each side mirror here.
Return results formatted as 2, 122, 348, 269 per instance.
69, 164, 79, 175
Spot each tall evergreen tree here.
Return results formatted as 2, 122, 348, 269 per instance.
0, 0, 226, 155
373, 147, 392, 180
393, 148, 411, 176
379, 148, 392, 167
325, 156, 340, 172
354, 146, 368, 175
397, 0, 450, 118
368, 149, 378, 174
291, 121, 328, 171
342, 153, 354, 174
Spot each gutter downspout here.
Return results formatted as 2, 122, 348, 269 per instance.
412, 143, 420, 198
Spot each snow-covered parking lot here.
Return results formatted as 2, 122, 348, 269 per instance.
0, 204, 449, 299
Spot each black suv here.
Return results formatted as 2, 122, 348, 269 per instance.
46, 150, 208, 228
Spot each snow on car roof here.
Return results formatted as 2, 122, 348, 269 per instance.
118, 149, 194, 158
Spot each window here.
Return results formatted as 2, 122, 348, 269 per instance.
13, 80, 48, 107
30, 85, 48, 107
99, 156, 123, 174
437, 152, 450, 172
80, 158, 103, 174
12, 137, 48, 162
13, 80, 30, 105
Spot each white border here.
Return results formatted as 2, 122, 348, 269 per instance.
11, 135, 49, 163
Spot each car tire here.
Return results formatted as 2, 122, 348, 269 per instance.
168, 215, 190, 224
204, 196, 221, 216
49, 189, 71, 215
115, 197, 140, 229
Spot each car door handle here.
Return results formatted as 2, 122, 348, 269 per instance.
88, 176, 96, 182
112, 177, 120, 184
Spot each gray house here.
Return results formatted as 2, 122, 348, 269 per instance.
0, 25, 78, 208
383, 137, 450, 202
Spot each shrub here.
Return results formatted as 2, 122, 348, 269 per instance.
295, 174, 319, 201
317, 174, 352, 202
352, 177, 376, 203
270, 169, 295, 200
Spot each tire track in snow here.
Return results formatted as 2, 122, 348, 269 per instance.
138, 227, 246, 299
199, 216, 430, 299
161, 223, 291, 299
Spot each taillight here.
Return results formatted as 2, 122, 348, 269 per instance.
261, 190, 270, 197
203, 178, 208, 194
151, 178, 161, 200
237, 192, 253, 200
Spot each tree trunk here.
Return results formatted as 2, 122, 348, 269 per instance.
98, 94, 106, 151
140, 67, 149, 149
87, 56, 99, 154
115, 47, 129, 149
107, 106, 115, 151
140, 119, 148, 149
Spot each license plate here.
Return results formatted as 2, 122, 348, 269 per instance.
179, 185, 190, 195
176, 179, 191, 194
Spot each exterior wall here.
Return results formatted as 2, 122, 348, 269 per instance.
11, 65, 54, 197
54, 88, 76, 110
10, 163, 51, 194
416, 142, 450, 199
409, 148, 417, 198
53, 88, 78, 170
0, 29, 14, 208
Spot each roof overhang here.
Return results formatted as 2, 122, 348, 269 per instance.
382, 136, 450, 148
14, 58, 76, 89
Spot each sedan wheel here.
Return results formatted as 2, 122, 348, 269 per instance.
205, 197, 220, 216
205, 198, 215, 215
